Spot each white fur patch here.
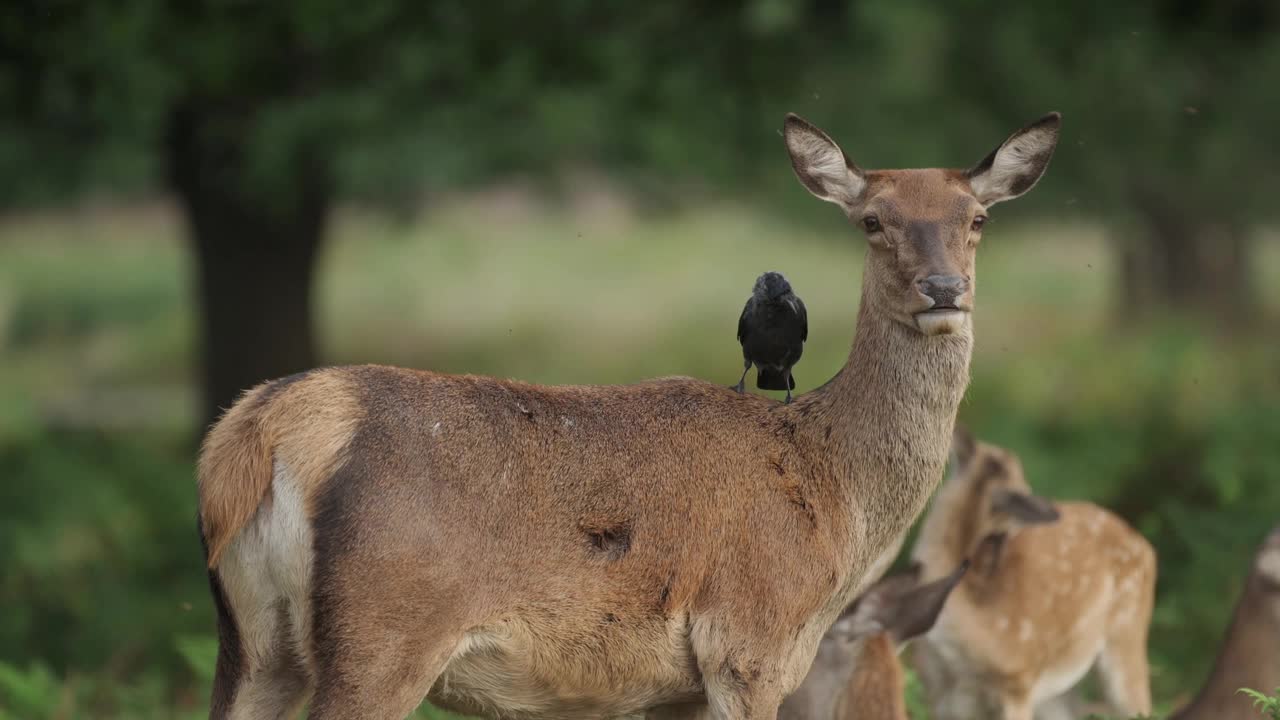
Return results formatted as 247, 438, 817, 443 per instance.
217, 462, 314, 670
969, 125, 1057, 205
1257, 546, 1280, 583
785, 122, 865, 205
915, 310, 970, 336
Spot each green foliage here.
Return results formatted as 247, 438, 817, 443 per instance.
3, 0, 1279, 224
1241, 687, 1280, 720
903, 665, 931, 719
0, 207, 1277, 715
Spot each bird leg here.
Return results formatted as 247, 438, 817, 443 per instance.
784, 369, 793, 404
733, 362, 750, 394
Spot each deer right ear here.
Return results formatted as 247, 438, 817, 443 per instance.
990, 489, 1060, 526
784, 113, 866, 210
967, 112, 1061, 206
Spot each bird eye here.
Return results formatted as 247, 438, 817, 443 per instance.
862, 216, 881, 233
971, 215, 987, 231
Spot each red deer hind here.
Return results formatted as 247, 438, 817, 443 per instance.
1170, 526, 1280, 720
197, 112, 1060, 719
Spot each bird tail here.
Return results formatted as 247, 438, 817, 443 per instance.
757, 367, 796, 391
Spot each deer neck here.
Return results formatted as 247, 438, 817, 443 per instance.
911, 474, 983, 581
797, 283, 973, 559
1183, 575, 1280, 715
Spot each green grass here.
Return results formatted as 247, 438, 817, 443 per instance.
0, 195, 1278, 717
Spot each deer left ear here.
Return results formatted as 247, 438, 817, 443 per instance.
882, 560, 968, 644
967, 113, 1061, 206
990, 489, 1060, 526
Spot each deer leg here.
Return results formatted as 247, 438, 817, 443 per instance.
308, 632, 456, 720
699, 659, 783, 720
1096, 630, 1152, 717
1001, 696, 1034, 720
215, 619, 314, 720
647, 702, 713, 720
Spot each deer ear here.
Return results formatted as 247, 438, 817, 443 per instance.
883, 560, 968, 644
784, 113, 866, 210
967, 112, 1061, 206
990, 489, 1060, 526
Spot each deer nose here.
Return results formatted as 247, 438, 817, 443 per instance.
917, 275, 968, 309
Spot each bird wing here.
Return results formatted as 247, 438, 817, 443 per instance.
794, 295, 808, 342
737, 302, 750, 344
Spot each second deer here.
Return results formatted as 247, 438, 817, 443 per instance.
1170, 525, 1280, 720
780, 561, 968, 720
910, 429, 1157, 720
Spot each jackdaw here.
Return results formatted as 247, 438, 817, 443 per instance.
735, 271, 807, 403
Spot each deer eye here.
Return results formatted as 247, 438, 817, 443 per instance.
971, 215, 987, 231
862, 216, 881, 233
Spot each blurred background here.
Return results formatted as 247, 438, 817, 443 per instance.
1, 1, 1278, 718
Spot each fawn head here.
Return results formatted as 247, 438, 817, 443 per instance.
835, 560, 969, 646
949, 426, 1060, 553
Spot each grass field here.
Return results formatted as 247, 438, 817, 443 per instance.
1, 193, 1278, 718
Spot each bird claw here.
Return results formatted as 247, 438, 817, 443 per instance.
733, 381, 745, 394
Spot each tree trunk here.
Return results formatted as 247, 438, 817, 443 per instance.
166, 102, 332, 432
1119, 191, 1253, 325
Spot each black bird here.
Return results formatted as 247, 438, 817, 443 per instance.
735, 271, 807, 403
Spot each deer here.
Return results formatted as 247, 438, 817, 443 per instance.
196, 111, 1061, 720
1169, 525, 1280, 720
779, 560, 968, 720
908, 428, 1156, 720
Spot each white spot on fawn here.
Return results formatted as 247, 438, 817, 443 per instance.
561, 416, 575, 428
432, 421, 443, 437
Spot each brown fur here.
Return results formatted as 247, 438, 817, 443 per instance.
1171, 526, 1280, 720
199, 369, 365, 567
841, 634, 908, 720
198, 113, 1059, 720
910, 432, 1156, 720
782, 562, 966, 720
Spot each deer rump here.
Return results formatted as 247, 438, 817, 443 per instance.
200, 365, 876, 719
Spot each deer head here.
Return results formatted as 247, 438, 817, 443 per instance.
782, 562, 968, 720
784, 113, 1060, 336
836, 560, 970, 645
943, 426, 1060, 567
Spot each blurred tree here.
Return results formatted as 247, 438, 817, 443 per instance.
3, 0, 1278, 429
932, 0, 1280, 323
1, 0, 831, 427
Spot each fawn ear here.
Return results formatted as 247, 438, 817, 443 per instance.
990, 489, 1060, 526
784, 113, 866, 211
967, 112, 1061, 206
951, 425, 977, 470
882, 560, 969, 644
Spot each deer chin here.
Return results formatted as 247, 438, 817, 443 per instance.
914, 310, 969, 336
